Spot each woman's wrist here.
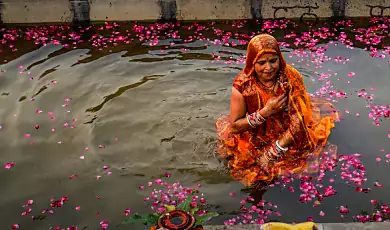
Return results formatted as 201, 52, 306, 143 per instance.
276, 140, 288, 152
260, 106, 272, 118
247, 110, 266, 128
276, 139, 289, 149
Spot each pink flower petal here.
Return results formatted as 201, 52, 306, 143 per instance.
69, 174, 77, 179
124, 208, 131, 216
340, 206, 349, 214
4, 162, 15, 169
374, 182, 383, 188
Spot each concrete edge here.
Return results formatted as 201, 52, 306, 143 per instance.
204, 222, 390, 229
0, 0, 389, 24
0, 0, 3, 24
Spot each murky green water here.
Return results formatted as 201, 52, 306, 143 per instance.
0, 18, 389, 229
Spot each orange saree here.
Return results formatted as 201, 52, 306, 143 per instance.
215, 34, 339, 187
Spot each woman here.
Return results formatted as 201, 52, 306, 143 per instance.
216, 34, 338, 188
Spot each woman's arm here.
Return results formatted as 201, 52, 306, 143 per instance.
229, 87, 271, 133
277, 113, 299, 148
277, 70, 310, 149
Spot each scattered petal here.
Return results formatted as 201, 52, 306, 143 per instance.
124, 208, 131, 216
4, 162, 15, 169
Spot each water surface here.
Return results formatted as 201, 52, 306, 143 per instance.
0, 18, 389, 229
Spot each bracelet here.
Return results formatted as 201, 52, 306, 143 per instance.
246, 115, 256, 128
260, 144, 281, 166
247, 111, 266, 128
265, 151, 275, 162
276, 140, 288, 152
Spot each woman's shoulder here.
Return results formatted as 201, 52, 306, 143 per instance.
234, 71, 247, 82
284, 64, 304, 83
232, 71, 249, 92
285, 64, 300, 75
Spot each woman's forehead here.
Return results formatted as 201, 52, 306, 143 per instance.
258, 53, 279, 59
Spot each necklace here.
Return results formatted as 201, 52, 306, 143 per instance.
258, 78, 276, 89
255, 73, 279, 94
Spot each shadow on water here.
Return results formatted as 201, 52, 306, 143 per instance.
176, 167, 234, 184
0, 17, 389, 229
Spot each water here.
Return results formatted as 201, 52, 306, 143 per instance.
0, 18, 389, 229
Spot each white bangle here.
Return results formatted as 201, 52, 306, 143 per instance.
246, 114, 256, 128
276, 140, 288, 152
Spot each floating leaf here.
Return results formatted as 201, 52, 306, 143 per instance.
191, 206, 200, 215
177, 191, 197, 212
195, 212, 219, 226
164, 204, 176, 212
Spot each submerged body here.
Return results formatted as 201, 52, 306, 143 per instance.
216, 34, 338, 187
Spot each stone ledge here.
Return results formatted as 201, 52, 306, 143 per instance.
1, 0, 390, 23
204, 223, 390, 230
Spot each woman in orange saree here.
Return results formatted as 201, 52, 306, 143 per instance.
215, 34, 339, 188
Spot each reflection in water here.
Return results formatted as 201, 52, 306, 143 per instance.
130, 52, 217, 62
18, 95, 27, 102
38, 65, 60, 80
32, 85, 48, 97
0, 18, 389, 229
86, 74, 165, 113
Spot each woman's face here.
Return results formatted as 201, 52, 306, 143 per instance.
254, 53, 280, 82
